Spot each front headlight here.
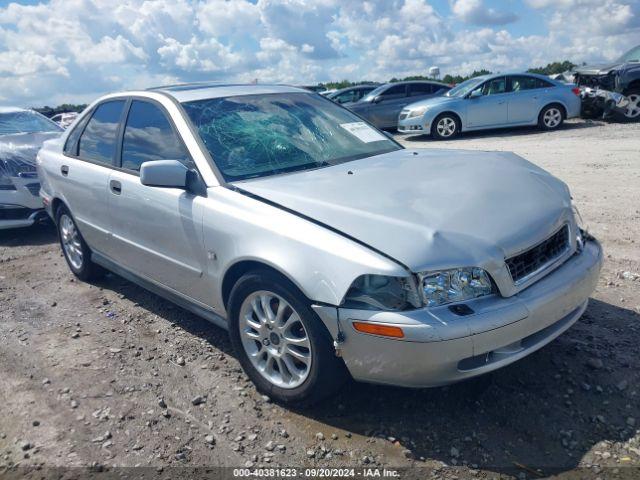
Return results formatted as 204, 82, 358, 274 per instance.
406, 106, 428, 119
342, 274, 422, 311
420, 268, 495, 307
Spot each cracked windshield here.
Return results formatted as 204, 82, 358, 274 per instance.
182, 92, 400, 181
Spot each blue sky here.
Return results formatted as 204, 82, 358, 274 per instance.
1, 0, 638, 106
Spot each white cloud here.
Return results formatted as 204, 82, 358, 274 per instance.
0, 0, 637, 106
451, 0, 518, 26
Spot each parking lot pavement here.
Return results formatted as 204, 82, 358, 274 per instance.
1, 119, 639, 479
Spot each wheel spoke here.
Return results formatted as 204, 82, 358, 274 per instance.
284, 344, 310, 363
281, 355, 302, 380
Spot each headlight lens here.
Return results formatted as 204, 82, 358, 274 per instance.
343, 268, 495, 311
420, 268, 495, 307
342, 274, 422, 311
406, 106, 428, 119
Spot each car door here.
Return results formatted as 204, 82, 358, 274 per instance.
59, 99, 127, 253
465, 76, 509, 129
367, 84, 410, 128
507, 75, 552, 124
106, 98, 209, 303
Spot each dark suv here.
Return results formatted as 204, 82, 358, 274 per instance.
574, 45, 640, 121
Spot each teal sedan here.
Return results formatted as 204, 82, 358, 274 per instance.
398, 73, 581, 139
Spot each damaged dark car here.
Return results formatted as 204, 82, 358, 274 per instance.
574, 45, 640, 121
0, 107, 63, 229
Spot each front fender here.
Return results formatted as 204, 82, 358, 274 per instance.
202, 187, 408, 314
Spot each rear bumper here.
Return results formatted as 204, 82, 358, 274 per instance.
313, 239, 602, 387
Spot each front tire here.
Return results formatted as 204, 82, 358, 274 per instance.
615, 90, 640, 122
228, 270, 348, 405
538, 104, 564, 131
56, 205, 104, 281
431, 113, 460, 140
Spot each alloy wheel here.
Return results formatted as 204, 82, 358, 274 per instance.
625, 94, 640, 119
238, 291, 312, 389
436, 117, 456, 137
543, 107, 562, 128
59, 214, 83, 270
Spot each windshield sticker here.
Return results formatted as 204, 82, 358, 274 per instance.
339, 122, 387, 143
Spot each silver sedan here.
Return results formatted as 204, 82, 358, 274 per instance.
38, 84, 602, 404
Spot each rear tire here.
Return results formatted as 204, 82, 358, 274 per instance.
538, 104, 564, 131
228, 270, 348, 405
56, 205, 104, 281
431, 113, 460, 140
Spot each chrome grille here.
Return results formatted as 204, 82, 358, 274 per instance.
506, 225, 570, 284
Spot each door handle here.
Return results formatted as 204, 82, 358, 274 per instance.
109, 180, 122, 195
61, 165, 69, 176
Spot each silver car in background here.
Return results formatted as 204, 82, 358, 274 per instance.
347, 81, 450, 129
398, 73, 581, 139
1, 107, 63, 229
38, 84, 602, 404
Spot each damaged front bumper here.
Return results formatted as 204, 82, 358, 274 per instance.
579, 86, 630, 118
312, 238, 602, 388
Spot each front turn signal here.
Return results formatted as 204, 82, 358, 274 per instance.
352, 321, 404, 338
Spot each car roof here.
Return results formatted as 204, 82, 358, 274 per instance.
332, 84, 379, 93
146, 82, 311, 103
485, 71, 556, 81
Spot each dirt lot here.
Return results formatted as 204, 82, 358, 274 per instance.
1, 119, 639, 479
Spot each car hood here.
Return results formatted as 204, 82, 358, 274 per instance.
0, 131, 61, 176
236, 149, 573, 272
574, 62, 624, 75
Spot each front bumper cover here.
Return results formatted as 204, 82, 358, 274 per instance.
313, 238, 602, 387
580, 86, 630, 117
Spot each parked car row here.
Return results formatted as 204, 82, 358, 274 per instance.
22, 82, 602, 405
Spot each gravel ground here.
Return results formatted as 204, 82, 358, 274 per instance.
1, 119, 639, 480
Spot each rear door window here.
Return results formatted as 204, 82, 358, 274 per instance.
380, 84, 407, 100
408, 83, 434, 96
120, 100, 192, 172
510, 76, 553, 92
78, 100, 126, 165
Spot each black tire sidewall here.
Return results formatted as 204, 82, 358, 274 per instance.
431, 113, 460, 140
228, 270, 346, 405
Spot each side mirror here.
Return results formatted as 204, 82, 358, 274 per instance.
372, 95, 383, 104
469, 89, 483, 99
140, 160, 189, 189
